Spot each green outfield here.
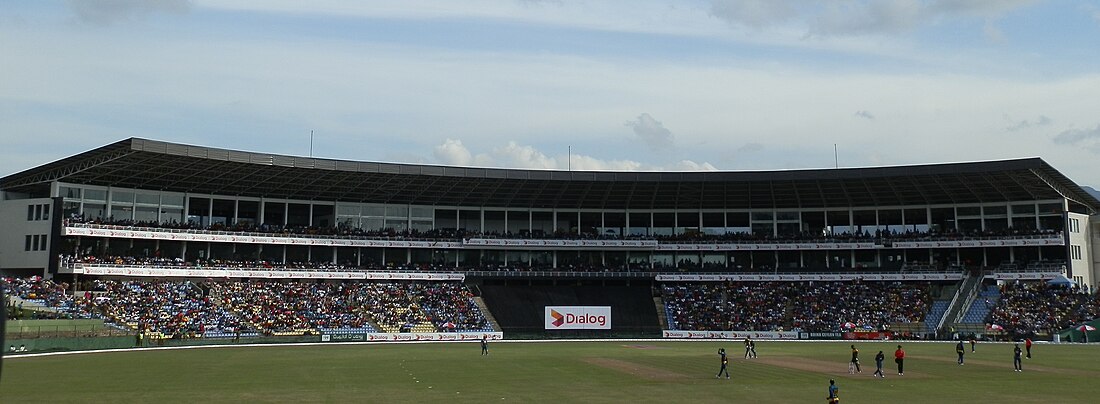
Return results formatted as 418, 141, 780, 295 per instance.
2, 340, 1096, 403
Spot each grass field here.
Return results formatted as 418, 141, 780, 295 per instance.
2, 340, 1097, 403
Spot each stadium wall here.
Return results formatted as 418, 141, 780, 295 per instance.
6, 335, 135, 353
1089, 215, 1100, 292
0, 198, 53, 274
1067, 212, 1092, 290
478, 281, 660, 337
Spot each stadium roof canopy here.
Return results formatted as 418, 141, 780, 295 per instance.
2, 138, 1098, 212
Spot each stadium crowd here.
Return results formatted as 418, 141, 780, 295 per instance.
3, 277, 492, 338
2, 276, 89, 319
211, 281, 374, 334
663, 282, 794, 331
988, 282, 1100, 338
87, 279, 248, 338
662, 280, 933, 332
790, 281, 931, 332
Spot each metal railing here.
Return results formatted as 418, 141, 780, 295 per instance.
58, 262, 971, 280
5, 324, 132, 339
66, 222, 1063, 246
937, 275, 971, 332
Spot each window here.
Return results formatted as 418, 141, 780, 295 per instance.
1069, 218, 1080, 233
1071, 245, 1082, 260
60, 186, 82, 199
27, 204, 50, 221
111, 191, 134, 203
83, 189, 107, 201
26, 234, 50, 251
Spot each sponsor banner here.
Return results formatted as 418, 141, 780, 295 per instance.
798, 332, 844, 340
891, 238, 1063, 248
323, 332, 502, 342
662, 330, 799, 340
988, 272, 1062, 280
464, 238, 657, 249
62, 265, 464, 280
545, 306, 612, 330
655, 243, 876, 251
362, 272, 464, 281
843, 331, 894, 340
656, 273, 963, 282
63, 226, 464, 249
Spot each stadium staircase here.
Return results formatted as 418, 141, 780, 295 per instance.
472, 297, 502, 332
376, 307, 435, 333
204, 286, 267, 335
346, 300, 384, 332
938, 271, 984, 334
653, 297, 668, 330
782, 301, 795, 330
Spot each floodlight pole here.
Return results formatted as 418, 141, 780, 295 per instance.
834, 144, 838, 169
568, 146, 571, 171
310, 130, 315, 158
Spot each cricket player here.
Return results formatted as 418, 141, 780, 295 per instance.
717, 348, 730, 379
873, 351, 885, 378
827, 379, 840, 403
848, 345, 861, 374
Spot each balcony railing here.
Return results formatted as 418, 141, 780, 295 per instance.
63, 222, 1065, 250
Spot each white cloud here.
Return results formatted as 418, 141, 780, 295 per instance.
1005, 115, 1051, 132
929, 0, 1037, 15
811, 1, 924, 36
982, 19, 1005, 42
188, 0, 1038, 47
855, 110, 875, 120
194, 0, 733, 38
492, 141, 559, 169
67, 0, 191, 25
1052, 124, 1100, 151
1083, 4, 1100, 25
707, 0, 799, 29
565, 154, 644, 171
736, 143, 764, 154
433, 138, 473, 166
429, 139, 716, 171
706, 0, 1038, 37
667, 160, 719, 171
625, 113, 675, 152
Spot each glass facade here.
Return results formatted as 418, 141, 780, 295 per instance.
51, 182, 1071, 271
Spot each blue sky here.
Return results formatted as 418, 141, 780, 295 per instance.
2, 0, 1100, 187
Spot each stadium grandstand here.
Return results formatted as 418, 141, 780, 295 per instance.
2, 138, 1100, 344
